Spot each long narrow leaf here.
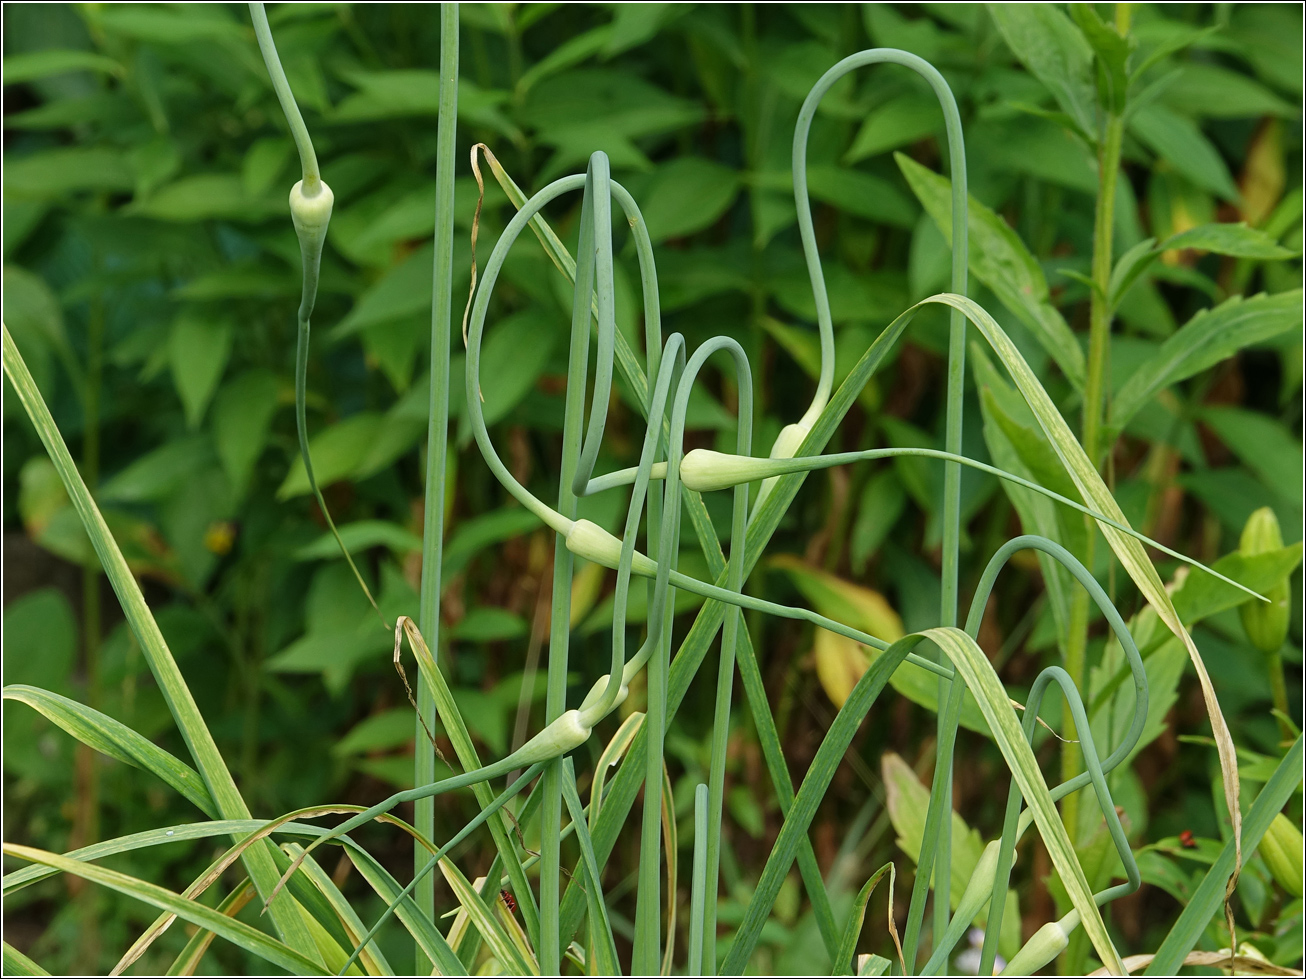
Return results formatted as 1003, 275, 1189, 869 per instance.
3, 685, 218, 818
2, 843, 325, 976
561, 758, 620, 977
1, 323, 319, 960
929, 292, 1246, 914
2, 943, 50, 976
1143, 736, 1304, 976
164, 878, 256, 976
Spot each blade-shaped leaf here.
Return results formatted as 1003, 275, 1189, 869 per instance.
1112, 291, 1304, 431
1, 324, 319, 959
897, 154, 1086, 389
988, 3, 1097, 139
1, 844, 324, 975
3, 685, 218, 818
1143, 737, 1304, 975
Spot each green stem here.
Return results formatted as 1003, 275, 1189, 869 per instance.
1066, 81, 1127, 850
414, 4, 459, 969
249, 3, 319, 184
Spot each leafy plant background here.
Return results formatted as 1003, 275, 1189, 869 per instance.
3, 3, 1302, 974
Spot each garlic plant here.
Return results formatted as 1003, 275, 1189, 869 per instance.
4, 4, 1300, 978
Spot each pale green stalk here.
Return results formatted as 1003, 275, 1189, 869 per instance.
414, 5, 459, 965
249, 2, 380, 620
688, 784, 709, 976
1066, 2, 1132, 847
794, 50, 970, 960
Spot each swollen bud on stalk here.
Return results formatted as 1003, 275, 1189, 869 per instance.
289, 177, 334, 251
1000, 909, 1078, 976
565, 519, 658, 577
680, 449, 778, 493
1259, 813, 1304, 898
1238, 507, 1291, 654
512, 709, 591, 765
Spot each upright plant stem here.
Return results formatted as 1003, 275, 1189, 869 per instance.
1065, 10, 1129, 844
74, 288, 104, 971
415, 4, 459, 970
540, 171, 601, 977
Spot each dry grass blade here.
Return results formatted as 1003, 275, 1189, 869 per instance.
928, 292, 1246, 938
1089, 951, 1304, 976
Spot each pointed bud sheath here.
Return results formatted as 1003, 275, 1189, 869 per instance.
512, 709, 591, 766
565, 519, 658, 577
1259, 813, 1304, 897
289, 177, 334, 252
1000, 910, 1078, 976
1238, 507, 1291, 654
680, 449, 781, 493
952, 841, 1002, 932
579, 673, 629, 717
756, 421, 811, 511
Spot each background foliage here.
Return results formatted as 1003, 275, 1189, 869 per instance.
3, 3, 1302, 974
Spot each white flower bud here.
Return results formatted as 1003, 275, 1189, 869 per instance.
565, 519, 658, 577
680, 449, 778, 493
289, 177, 334, 247
1000, 910, 1077, 976
513, 709, 591, 765
579, 673, 629, 714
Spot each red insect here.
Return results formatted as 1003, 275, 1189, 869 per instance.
500, 889, 518, 913
1179, 829, 1197, 849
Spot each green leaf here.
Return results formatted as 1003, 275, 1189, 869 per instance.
897, 153, 1086, 388
169, 314, 233, 430
1130, 103, 1240, 202
213, 370, 281, 494
1112, 291, 1304, 431
452, 607, 528, 643
1170, 544, 1303, 627
441, 507, 543, 581
98, 436, 213, 503
2, 943, 49, 976
1143, 737, 1305, 975
832, 863, 895, 976
1069, 3, 1133, 113
3, 147, 134, 198
332, 243, 434, 338
267, 631, 392, 694
98, 6, 245, 42
1, 327, 321, 963
295, 521, 423, 561
843, 93, 943, 164
639, 158, 740, 243
242, 136, 293, 197
333, 708, 419, 757
881, 754, 1019, 958
1201, 407, 1304, 506
1165, 223, 1298, 260
1, 49, 124, 83
4, 685, 219, 817
2, 843, 323, 975
988, 3, 1097, 140
805, 165, 917, 229
131, 174, 284, 222
278, 412, 384, 498
478, 307, 557, 426
849, 470, 906, 575
1161, 63, 1299, 119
